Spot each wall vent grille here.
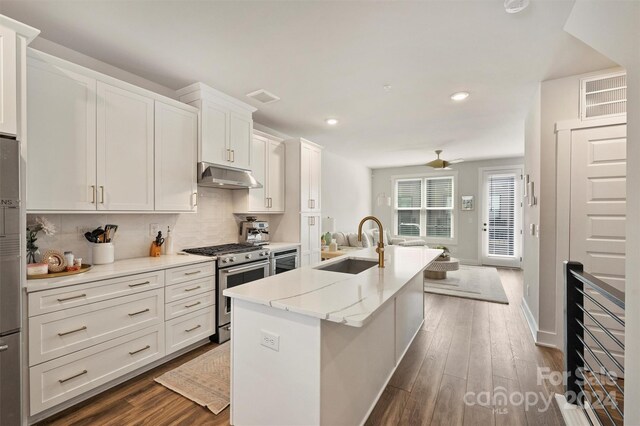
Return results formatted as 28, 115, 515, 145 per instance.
246, 89, 280, 104
580, 72, 626, 120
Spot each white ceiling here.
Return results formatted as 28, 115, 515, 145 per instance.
2, 0, 616, 168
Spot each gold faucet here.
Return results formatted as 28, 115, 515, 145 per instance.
358, 216, 385, 268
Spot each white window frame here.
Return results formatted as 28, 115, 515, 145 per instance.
392, 171, 458, 245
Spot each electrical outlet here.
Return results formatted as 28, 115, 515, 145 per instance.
260, 330, 280, 351
77, 226, 91, 241
149, 223, 159, 237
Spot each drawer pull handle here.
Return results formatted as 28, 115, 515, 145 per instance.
0, 345, 9, 352
57, 293, 87, 302
129, 281, 151, 288
128, 308, 150, 317
59, 370, 88, 384
184, 270, 201, 276
185, 324, 201, 333
184, 285, 201, 292
58, 326, 87, 337
185, 301, 201, 308
129, 345, 151, 355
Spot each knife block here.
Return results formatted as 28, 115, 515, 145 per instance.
150, 242, 162, 257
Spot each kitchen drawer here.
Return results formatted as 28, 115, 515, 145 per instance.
30, 324, 164, 415
28, 271, 164, 317
165, 276, 215, 303
165, 306, 215, 355
29, 289, 163, 366
165, 291, 215, 321
165, 261, 214, 286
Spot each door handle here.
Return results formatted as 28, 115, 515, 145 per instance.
58, 326, 87, 336
100, 186, 105, 204
128, 308, 150, 317
0, 344, 8, 352
226, 149, 231, 162
231, 150, 235, 162
90, 185, 96, 204
192, 192, 198, 207
57, 293, 87, 302
59, 370, 88, 383
128, 281, 150, 288
129, 345, 151, 355
185, 324, 202, 332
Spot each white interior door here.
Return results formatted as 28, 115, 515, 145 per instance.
481, 168, 522, 268
569, 124, 626, 378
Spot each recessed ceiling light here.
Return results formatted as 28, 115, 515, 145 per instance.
504, 0, 529, 14
325, 118, 339, 126
450, 91, 470, 101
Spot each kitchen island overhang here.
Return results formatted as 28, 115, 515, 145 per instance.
224, 246, 442, 425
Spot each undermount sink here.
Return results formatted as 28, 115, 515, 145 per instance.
315, 258, 379, 275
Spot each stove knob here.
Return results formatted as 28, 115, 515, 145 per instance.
221, 258, 228, 264
262, 252, 268, 257
246, 254, 252, 259
231, 256, 237, 262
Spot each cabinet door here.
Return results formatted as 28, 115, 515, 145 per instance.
309, 147, 321, 212
248, 135, 267, 212
200, 100, 229, 166
27, 58, 97, 211
0, 25, 17, 136
300, 144, 312, 212
300, 214, 321, 266
268, 140, 285, 212
229, 112, 252, 170
97, 82, 154, 211
155, 101, 197, 211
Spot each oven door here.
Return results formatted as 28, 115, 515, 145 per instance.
218, 259, 270, 336
272, 251, 299, 275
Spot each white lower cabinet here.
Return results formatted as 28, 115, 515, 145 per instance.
29, 289, 164, 366
301, 214, 321, 266
28, 260, 216, 417
29, 324, 165, 415
165, 306, 215, 355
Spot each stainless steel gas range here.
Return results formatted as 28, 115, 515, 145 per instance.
183, 243, 270, 343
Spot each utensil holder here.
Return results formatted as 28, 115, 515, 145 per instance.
92, 243, 115, 264
150, 242, 162, 257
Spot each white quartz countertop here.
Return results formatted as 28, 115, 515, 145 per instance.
263, 242, 301, 251
25, 254, 214, 292
223, 246, 441, 327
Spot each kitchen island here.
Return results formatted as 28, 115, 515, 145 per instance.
224, 245, 441, 426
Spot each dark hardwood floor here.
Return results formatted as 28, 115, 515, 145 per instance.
39, 269, 565, 426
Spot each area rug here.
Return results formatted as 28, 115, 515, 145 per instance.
423, 265, 509, 304
155, 342, 230, 414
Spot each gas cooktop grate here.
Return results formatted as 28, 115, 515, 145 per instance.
183, 243, 262, 257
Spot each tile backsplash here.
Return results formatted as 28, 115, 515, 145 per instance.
28, 187, 241, 263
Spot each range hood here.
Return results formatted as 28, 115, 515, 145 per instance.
197, 162, 263, 189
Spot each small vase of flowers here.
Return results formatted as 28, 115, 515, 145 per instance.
26, 216, 56, 264
434, 245, 450, 260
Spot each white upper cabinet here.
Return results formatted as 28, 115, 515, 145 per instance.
0, 24, 17, 136
300, 141, 321, 213
234, 131, 285, 214
27, 56, 97, 211
96, 82, 154, 211
247, 135, 267, 212
228, 112, 252, 170
26, 50, 198, 213
154, 101, 198, 212
177, 83, 256, 171
200, 100, 228, 166
267, 139, 285, 212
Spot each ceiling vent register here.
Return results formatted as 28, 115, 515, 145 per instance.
580, 72, 626, 120
246, 89, 280, 104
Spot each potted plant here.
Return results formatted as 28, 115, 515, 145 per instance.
434, 245, 450, 260
26, 216, 56, 264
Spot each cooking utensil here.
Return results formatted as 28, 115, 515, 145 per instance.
155, 231, 165, 247
104, 224, 118, 243
84, 232, 97, 243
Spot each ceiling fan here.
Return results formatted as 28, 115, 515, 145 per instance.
425, 150, 464, 169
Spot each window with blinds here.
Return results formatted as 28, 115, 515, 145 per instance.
488, 174, 516, 256
394, 176, 454, 239
396, 179, 422, 236
426, 177, 453, 238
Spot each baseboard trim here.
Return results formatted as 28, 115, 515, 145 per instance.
458, 259, 480, 266
520, 297, 538, 342
554, 394, 590, 426
536, 329, 559, 349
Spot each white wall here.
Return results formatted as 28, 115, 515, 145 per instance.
321, 150, 372, 233
371, 157, 524, 265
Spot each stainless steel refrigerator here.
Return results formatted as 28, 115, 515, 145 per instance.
0, 135, 22, 425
